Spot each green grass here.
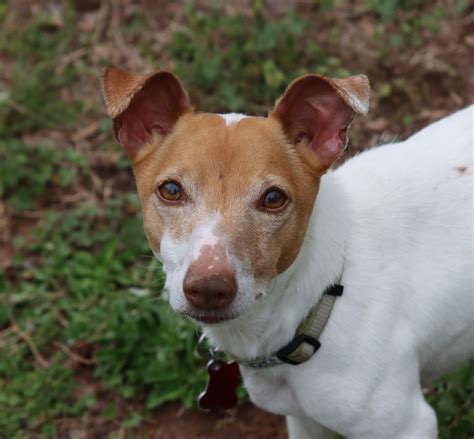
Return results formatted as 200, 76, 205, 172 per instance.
166, 4, 347, 112
0, 140, 89, 211
0, 8, 84, 137
0, 1, 472, 437
0, 194, 208, 436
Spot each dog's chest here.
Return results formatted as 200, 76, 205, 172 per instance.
240, 368, 303, 416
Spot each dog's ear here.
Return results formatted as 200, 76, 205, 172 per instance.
271, 74, 369, 170
101, 67, 192, 159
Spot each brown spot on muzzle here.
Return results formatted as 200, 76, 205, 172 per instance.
183, 244, 237, 310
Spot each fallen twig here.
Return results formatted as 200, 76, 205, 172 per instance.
53, 341, 96, 366
11, 323, 50, 368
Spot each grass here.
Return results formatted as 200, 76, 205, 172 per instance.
0, 192, 208, 435
0, 1, 472, 437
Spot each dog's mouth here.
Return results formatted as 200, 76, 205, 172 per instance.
181, 308, 240, 325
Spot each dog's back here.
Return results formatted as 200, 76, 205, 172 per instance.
334, 106, 473, 383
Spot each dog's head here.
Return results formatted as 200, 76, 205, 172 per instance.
101, 68, 369, 324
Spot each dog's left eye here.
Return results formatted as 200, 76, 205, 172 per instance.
260, 188, 288, 211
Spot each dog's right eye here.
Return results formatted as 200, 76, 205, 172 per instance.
157, 181, 183, 203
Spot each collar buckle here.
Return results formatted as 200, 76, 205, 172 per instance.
275, 333, 321, 365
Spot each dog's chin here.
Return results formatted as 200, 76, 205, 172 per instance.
180, 308, 241, 325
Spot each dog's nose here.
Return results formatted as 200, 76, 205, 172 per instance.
183, 271, 237, 310
183, 245, 237, 310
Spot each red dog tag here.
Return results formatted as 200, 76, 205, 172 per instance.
198, 359, 241, 410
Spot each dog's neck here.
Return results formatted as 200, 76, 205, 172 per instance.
203, 171, 349, 360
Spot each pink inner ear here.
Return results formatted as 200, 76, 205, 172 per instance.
274, 78, 356, 168
303, 90, 353, 167
112, 73, 189, 155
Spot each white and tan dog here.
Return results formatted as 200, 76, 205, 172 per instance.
101, 67, 473, 438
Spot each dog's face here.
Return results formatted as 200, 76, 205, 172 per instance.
101, 69, 369, 324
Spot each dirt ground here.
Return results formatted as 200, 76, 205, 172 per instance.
53, 402, 286, 439
131, 403, 285, 439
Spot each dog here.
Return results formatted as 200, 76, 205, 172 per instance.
101, 67, 473, 438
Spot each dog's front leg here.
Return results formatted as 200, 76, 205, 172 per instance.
286, 415, 334, 439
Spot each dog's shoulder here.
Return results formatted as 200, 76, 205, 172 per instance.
334, 106, 472, 205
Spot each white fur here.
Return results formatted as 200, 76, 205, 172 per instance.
342, 90, 369, 115
160, 214, 260, 319
219, 113, 249, 126
161, 215, 219, 311
203, 106, 474, 438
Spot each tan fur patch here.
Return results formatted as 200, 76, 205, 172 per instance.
133, 113, 322, 285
